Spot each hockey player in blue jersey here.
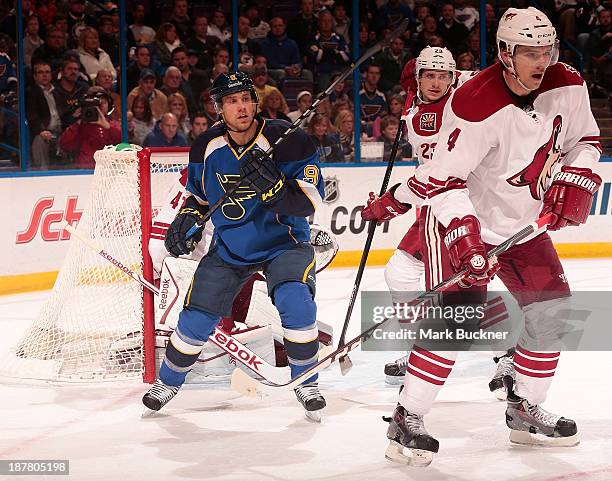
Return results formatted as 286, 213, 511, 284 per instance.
143, 71, 327, 420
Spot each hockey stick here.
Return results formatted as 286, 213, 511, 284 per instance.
61, 221, 291, 384
184, 19, 411, 241
336, 113, 411, 376
231, 213, 554, 396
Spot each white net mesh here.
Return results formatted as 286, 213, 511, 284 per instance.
1, 146, 188, 382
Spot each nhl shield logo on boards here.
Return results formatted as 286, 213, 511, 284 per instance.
323, 176, 339, 204
420, 113, 436, 132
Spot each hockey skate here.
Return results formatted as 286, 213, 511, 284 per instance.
384, 354, 409, 385
503, 376, 579, 447
294, 382, 326, 422
488, 349, 515, 400
142, 379, 180, 413
384, 404, 439, 467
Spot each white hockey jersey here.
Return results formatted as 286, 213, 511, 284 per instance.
149, 167, 213, 277
394, 70, 478, 207
423, 62, 601, 245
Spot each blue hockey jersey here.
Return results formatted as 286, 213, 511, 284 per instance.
187, 118, 324, 265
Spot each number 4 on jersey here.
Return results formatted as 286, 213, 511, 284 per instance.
447, 128, 461, 152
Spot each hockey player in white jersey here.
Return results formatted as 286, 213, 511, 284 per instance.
361, 47, 514, 396
381, 8, 602, 466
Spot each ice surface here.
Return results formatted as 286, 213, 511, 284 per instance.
0, 260, 611, 481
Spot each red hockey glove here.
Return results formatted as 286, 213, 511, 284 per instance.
444, 215, 499, 288
361, 184, 411, 224
540, 166, 601, 231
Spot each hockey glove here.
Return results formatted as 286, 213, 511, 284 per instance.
240, 147, 287, 205
361, 184, 411, 225
444, 215, 499, 288
164, 196, 208, 257
540, 165, 601, 231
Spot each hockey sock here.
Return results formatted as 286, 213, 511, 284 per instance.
273, 282, 319, 383
159, 308, 220, 387
399, 347, 457, 415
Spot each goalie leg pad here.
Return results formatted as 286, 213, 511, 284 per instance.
273, 281, 319, 383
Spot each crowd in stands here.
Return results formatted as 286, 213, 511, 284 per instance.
0, 0, 609, 169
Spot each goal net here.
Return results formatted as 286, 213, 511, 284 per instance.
1, 145, 189, 383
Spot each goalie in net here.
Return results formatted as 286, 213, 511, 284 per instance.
147, 164, 339, 384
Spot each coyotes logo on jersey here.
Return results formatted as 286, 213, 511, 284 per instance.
507, 114, 563, 200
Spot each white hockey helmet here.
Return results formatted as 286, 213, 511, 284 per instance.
415, 46, 456, 102
497, 7, 558, 63
415, 46, 456, 79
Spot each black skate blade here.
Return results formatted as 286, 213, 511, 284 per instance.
509, 430, 580, 447
385, 441, 434, 467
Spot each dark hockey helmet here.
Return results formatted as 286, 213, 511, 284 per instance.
210, 71, 258, 111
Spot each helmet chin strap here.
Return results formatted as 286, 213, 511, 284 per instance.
505, 57, 537, 92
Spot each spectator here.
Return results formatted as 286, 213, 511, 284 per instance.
128, 93, 155, 145
24, 15, 44, 68
159, 65, 195, 113
457, 51, 476, 70
54, 58, 87, 129
371, 94, 404, 138
359, 63, 387, 136
414, 16, 440, 54
459, 29, 495, 69
127, 68, 168, 120
52, 13, 70, 44
334, 109, 354, 162
31, 26, 66, 75
186, 14, 220, 71
288, 90, 314, 127
28, 60, 62, 169
251, 65, 278, 109
77, 27, 116, 82
590, 8, 612, 90
59, 86, 122, 168
95, 68, 121, 121
187, 111, 208, 145
126, 45, 163, 92
308, 113, 344, 163
143, 112, 188, 147
66, 0, 94, 49
211, 45, 230, 70
375, 0, 415, 32
575, 0, 605, 59
236, 15, 261, 72
98, 16, 119, 66
199, 90, 219, 125
129, 4, 156, 45
166, 92, 191, 135
330, 96, 353, 122
260, 88, 291, 121
437, 3, 469, 54
170, 0, 191, 42
329, 71, 351, 104
288, 0, 319, 59
261, 17, 312, 84
171, 46, 209, 112
210, 63, 229, 82
332, 1, 351, 43
245, 2, 271, 41
375, 35, 411, 94
208, 8, 231, 44
187, 49, 199, 69
315, 96, 333, 119
308, 10, 350, 92
454, 0, 479, 31
155, 22, 182, 66
376, 115, 412, 162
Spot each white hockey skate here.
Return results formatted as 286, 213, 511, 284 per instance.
142, 379, 180, 413
294, 382, 326, 423
489, 349, 515, 400
384, 354, 409, 385
384, 404, 439, 467
504, 376, 579, 447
